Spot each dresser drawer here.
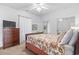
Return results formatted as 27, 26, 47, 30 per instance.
3, 28, 20, 49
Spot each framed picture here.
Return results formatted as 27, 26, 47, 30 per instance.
32, 24, 38, 31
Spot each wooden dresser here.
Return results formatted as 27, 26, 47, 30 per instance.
3, 28, 20, 49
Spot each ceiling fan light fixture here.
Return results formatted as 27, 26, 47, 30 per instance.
36, 7, 42, 12
31, 3, 48, 12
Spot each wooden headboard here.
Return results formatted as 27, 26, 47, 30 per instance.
25, 32, 43, 40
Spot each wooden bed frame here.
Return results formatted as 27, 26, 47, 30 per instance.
25, 32, 79, 55
25, 32, 48, 55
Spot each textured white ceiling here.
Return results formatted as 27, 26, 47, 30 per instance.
0, 3, 32, 9
0, 3, 79, 15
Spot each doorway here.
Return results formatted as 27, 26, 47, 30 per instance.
19, 16, 32, 44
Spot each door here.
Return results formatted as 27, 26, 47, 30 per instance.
19, 16, 32, 44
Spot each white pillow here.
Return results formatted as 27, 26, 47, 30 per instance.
60, 29, 73, 44
69, 31, 78, 46
64, 45, 74, 55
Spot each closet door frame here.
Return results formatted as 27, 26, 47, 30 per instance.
18, 15, 32, 44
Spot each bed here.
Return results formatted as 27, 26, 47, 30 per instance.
25, 29, 78, 55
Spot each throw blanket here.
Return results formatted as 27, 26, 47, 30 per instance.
27, 34, 64, 55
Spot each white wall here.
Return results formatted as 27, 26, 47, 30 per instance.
0, 5, 43, 47
17, 10, 44, 32
42, 6, 79, 34
0, 5, 18, 47
32, 16, 44, 32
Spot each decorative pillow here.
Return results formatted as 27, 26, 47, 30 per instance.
60, 29, 73, 44
69, 31, 78, 46
63, 45, 74, 55
50, 42, 64, 54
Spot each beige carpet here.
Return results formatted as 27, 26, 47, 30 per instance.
0, 43, 34, 55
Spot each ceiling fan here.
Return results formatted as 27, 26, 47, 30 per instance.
31, 3, 48, 12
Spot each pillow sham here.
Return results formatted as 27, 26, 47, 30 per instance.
60, 29, 73, 44
69, 31, 78, 46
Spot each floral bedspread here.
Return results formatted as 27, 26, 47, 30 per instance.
27, 34, 64, 55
